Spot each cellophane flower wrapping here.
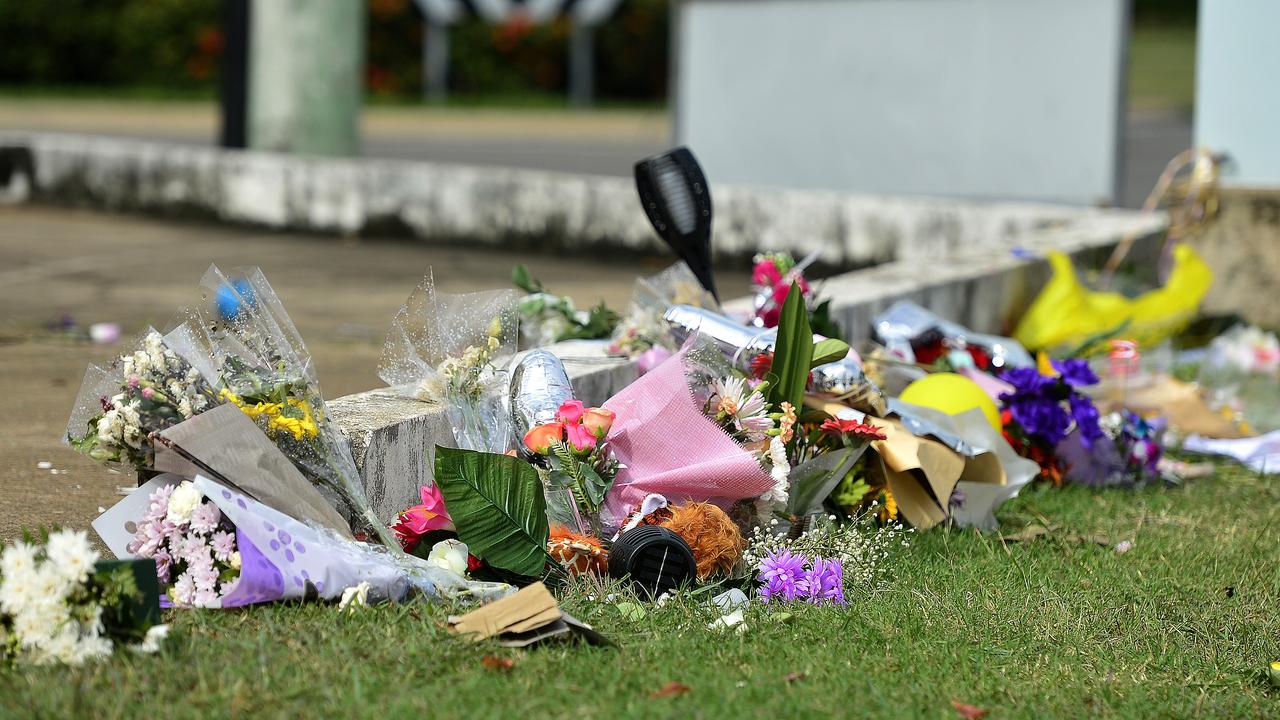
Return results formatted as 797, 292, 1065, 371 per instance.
153, 265, 399, 548
65, 324, 222, 470
379, 274, 520, 453
600, 342, 775, 529
609, 262, 717, 372
100, 474, 500, 608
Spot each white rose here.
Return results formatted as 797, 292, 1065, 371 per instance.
338, 581, 371, 613
166, 482, 203, 524
426, 539, 469, 576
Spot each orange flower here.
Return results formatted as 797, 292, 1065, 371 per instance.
582, 407, 616, 439
523, 422, 563, 455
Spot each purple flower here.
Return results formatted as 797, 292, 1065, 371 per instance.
797, 556, 846, 606
1009, 397, 1072, 445
1069, 394, 1104, 448
1001, 368, 1055, 397
1053, 358, 1099, 388
757, 549, 805, 603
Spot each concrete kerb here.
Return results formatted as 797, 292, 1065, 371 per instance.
1, 131, 1160, 267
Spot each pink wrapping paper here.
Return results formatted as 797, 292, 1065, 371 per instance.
602, 347, 774, 524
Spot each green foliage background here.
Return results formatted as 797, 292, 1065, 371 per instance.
0, 0, 670, 101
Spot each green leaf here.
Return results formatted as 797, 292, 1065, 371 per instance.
578, 462, 608, 507
615, 602, 647, 622
511, 264, 542, 294
786, 445, 867, 516
433, 446, 550, 577
767, 282, 814, 412
811, 338, 850, 368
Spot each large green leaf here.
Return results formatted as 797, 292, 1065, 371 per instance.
433, 446, 550, 577
768, 282, 814, 411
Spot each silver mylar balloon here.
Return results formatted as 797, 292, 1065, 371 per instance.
509, 349, 576, 439
662, 305, 872, 395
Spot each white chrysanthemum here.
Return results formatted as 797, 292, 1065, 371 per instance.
96, 409, 121, 444
45, 529, 98, 586
0, 541, 38, 580
166, 482, 203, 524
29, 562, 73, 602
0, 562, 39, 615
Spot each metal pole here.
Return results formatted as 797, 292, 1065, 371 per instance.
425, 21, 450, 101
218, 0, 249, 148
569, 20, 593, 108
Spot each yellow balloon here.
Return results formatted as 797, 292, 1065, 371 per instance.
898, 372, 1002, 434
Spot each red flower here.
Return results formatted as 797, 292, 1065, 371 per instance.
749, 352, 774, 379
820, 418, 886, 441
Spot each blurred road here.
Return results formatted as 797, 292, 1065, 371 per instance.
0, 205, 749, 543
0, 100, 1186, 208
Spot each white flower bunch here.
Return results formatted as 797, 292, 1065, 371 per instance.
84, 330, 214, 466
128, 481, 240, 609
743, 512, 911, 594
0, 530, 112, 667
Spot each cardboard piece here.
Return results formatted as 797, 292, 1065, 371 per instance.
447, 582, 611, 648
811, 398, 1036, 530
153, 403, 354, 538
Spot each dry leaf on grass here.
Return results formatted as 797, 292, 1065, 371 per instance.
784, 672, 806, 683
651, 681, 691, 699
481, 655, 515, 672
951, 700, 988, 719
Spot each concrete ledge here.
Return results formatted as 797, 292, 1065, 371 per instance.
2, 131, 1160, 266
330, 340, 636, 522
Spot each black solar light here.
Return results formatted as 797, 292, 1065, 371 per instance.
634, 146, 717, 302
607, 525, 697, 598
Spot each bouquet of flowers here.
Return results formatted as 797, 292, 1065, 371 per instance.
750, 252, 812, 329
1000, 357, 1105, 485
68, 265, 400, 549
699, 373, 792, 517
609, 262, 718, 374
380, 274, 520, 452
126, 480, 242, 608
1057, 410, 1167, 488
1, 530, 163, 667
96, 473, 503, 609
66, 326, 219, 469
522, 400, 620, 535
511, 264, 619, 347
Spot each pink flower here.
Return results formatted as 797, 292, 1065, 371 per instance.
210, 530, 236, 562
392, 484, 454, 552
523, 422, 564, 455
582, 407, 615, 439
565, 422, 597, 453
636, 346, 673, 375
189, 501, 221, 535
141, 387, 154, 400
752, 258, 783, 288
127, 375, 141, 388
556, 400, 586, 424
154, 549, 172, 583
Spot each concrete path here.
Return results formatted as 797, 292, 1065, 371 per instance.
0, 100, 1189, 208
0, 205, 748, 543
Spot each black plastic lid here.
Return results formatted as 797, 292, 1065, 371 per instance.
607, 525, 697, 597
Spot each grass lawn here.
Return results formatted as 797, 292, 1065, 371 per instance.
1, 462, 1276, 719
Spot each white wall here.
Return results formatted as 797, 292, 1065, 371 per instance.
675, 0, 1128, 205
1195, 0, 1280, 186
